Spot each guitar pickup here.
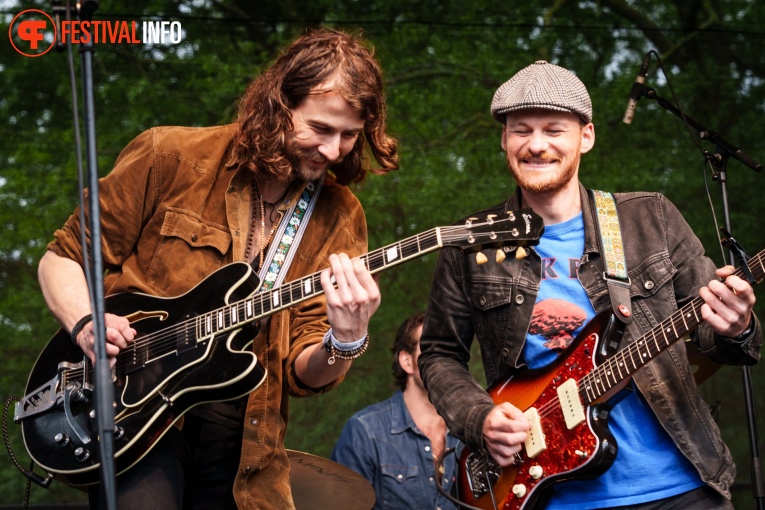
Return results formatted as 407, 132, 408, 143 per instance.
523, 407, 546, 458
558, 378, 586, 429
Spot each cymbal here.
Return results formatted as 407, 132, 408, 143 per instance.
287, 450, 375, 510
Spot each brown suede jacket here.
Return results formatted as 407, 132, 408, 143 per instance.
48, 124, 368, 509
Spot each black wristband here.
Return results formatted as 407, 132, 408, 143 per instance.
69, 314, 93, 345
731, 314, 755, 341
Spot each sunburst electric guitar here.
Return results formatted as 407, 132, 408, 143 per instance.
15, 209, 543, 487
457, 248, 764, 510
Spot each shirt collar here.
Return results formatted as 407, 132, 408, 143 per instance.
390, 390, 417, 435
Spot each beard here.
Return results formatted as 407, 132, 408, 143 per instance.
506, 149, 580, 194
286, 146, 344, 182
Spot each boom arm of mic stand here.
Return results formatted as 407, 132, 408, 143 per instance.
639, 85, 762, 172
637, 83, 765, 508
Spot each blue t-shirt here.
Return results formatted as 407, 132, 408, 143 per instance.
523, 213, 703, 509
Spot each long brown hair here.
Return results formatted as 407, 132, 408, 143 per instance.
230, 28, 398, 185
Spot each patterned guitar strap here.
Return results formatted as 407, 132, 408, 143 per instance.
589, 189, 633, 324
256, 177, 324, 292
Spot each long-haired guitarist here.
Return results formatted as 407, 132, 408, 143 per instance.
37, 28, 397, 509
419, 61, 760, 509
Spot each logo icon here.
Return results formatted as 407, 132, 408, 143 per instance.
9, 9, 56, 57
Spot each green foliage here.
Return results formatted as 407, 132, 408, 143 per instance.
2, 0, 765, 507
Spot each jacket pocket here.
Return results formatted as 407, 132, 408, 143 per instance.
629, 252, 675, 299
470, 276, 514, 310
469, 276, 532, 378
628, 252, 677, 332
148, 207, 232, 293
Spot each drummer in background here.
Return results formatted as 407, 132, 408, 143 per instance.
332, 312, 459, 509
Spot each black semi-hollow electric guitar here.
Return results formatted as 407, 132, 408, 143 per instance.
15, 209, 544, 487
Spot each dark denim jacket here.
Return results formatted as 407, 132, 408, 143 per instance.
419, 184, 761, 498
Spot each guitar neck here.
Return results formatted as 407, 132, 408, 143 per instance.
196, 228, 445, 338
582, 249, 765, 405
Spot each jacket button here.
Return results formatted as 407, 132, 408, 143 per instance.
515, 295, 525, 304
501, 348, 510, 357
479, 296, 487, 306
249, 418, 258, 425
644, 280, 655, 290
244, 466, 252, 474
191, 233, 198, 242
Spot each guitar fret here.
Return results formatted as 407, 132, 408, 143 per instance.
627, 343, 638, 371
615, 353, 626, 379
678, 310, 688, 331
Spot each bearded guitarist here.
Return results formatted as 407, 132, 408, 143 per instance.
419, 61, 760, 510
36, 29, 397, 509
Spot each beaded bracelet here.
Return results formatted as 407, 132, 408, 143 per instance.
323, 332, 370, 364
69, 313, 93, 345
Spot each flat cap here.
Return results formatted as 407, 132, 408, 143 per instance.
491, 60, 592, 124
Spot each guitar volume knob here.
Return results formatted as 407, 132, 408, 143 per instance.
512, 484, 527, 498
54, 433, 70, 447
529, 464, 543, 480
74, 447, 91, 463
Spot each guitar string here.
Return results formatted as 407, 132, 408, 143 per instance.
67, 232, 763, 414
65, 223, 530, 377
531, 295, 708, 421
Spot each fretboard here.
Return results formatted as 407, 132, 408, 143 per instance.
580, 248, 765, 405
195, 227, 444, 339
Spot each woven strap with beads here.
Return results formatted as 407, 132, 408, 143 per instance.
589, 189, 633, 323
256, 177, 323, 292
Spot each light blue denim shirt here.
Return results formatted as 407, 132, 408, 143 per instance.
331, 391, 460, 510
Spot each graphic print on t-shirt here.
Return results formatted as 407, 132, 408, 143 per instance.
529, 298, 588, 350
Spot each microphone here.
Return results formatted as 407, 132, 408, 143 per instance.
622, 53, 651, 124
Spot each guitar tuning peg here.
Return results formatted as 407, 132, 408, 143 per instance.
515, 246, 528, 260
476, 252, 488, 265
465, 217, 479, 226
495, 250, 506, 263
486, 214, 497, 224
506, 211, 516, 221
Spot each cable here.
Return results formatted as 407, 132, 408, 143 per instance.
3, 397, 54, 509
434, 447, 497, 510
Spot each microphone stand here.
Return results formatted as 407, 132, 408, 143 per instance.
638, 84, 764, 509
68, 1, 117, 507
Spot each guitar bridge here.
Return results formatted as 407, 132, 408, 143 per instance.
465, 451, 502, 500
14, 358, 91, 422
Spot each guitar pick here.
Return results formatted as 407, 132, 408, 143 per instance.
516, 246, 528, 259
496, 250, 506, 263
476, 252, 488, 264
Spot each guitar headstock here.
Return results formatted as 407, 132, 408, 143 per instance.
441, 208, 545, 253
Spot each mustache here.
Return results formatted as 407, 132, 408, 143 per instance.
517, 152, 560, 163
291, 147, 344, 165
